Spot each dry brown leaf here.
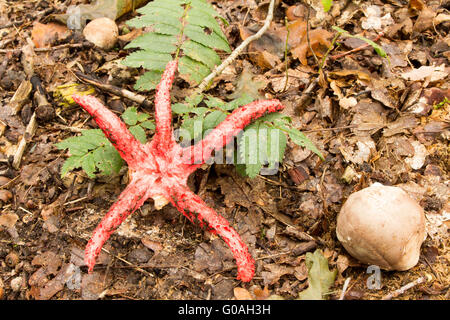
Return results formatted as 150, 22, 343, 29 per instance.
291, 29, 333, 65
329, 69, 371, 82
413, 7, 436, 32
0, 213, 18, 228
141, 237, 163, 254
409, 0, 426, 11
117, 28, 143, 42
261, 263, 295, 285
286, 4, 307, 21
401, 64, 448, 82
234, 287, 254, 300
253, 286, 271, 300
31, 22, 70, 48
0, 189, 12, 202
239, 25, 286, 68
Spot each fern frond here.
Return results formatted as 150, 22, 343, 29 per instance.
123, 0, 230, 90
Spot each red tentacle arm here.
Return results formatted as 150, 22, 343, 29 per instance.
84, 176, 155, 271
171, 185, 255, 282
72, 94, 148, 166
182, 99, 284, 166
152, 60, 178, 152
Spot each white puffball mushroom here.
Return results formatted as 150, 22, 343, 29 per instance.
83, 18, 118, 50
336, 183, 426, 271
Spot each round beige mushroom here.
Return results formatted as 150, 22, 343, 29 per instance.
336, 183, 426, 271
83, 18, 118, 50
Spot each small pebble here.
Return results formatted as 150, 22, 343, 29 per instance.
10, 277, 23, 292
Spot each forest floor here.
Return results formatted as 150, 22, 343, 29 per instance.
0, 0, 448, 300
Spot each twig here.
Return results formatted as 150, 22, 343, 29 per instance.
302, 124, 357, 133
339, 277, 352, 300
381, 275, 431, 300
305, 3, 319, 66
196, 0, 276, 93
282, 17, 290, 92
74, 71, 153, 109
13, 113, 37, 169
0, 41, 92, 54
330, 33, 383, 60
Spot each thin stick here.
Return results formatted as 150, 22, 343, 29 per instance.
330, 33, 383, 60
305, 4, 319, 66
74, 71, 153, 109
381, 275, 431, 300
196, 0, 276, 93
13, 112, 36, 169
282, 17, 290, 92
339, 277, 352, 300
0, 41, 92, 54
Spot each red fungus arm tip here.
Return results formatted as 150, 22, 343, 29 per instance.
72, 94, 147, 166
171, 186, 255, 282
153, 60, 178, 151
183, 99, 284, 165
84, 177, 152, 272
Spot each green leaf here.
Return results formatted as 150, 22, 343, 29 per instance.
124, 0, 230, 90
203, 110, 227, 132
57, 129, 124, 178
179, 56, 212, 83
93, 145, 123, 176
288, 128, 324, 160
137, 113, 150, 122
237, 122, 287, 178
321, 0, 333, 12
60, 155, 82, 178
222, 93, 254, 111
129, 125, 147, 143
184, 24, 231, 53
172, 103, 193, 114
81, 154, 96, 178
140, 120, 155, 130
134, 70, 163, 91
204, 96, 226, 109
298, 249, 337, 300
122, 107, 138, 126
353, 35, 387, 58
181, 40, 221, 70
185, 93, 204, 106
125, 33, 178, 53
122, 51, 172, 71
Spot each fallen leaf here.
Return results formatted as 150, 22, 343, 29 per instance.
0, 213, 18, 228
400, 64, 448, 82
383, 115, 418, 136
261, 264, 295, 285
298, 249, 337, 300
141, 237, 163, 254
31, 22, 70, 48
228, 64, 265, 100
361, 5, 394, 31
253, 286, 271, 300
234, 287, 253, 300
413, 7, 436, 32
339, 136, 376, 164
291, 28, 333, 65
81, 272, 110, 300
405, 140, 427, 170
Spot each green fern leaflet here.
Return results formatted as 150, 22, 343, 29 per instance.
123, 0, 230, 90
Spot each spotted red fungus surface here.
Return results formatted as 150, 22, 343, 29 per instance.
72, 60, 284, 282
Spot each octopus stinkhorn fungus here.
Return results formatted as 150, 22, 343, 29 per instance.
72, 60, 285, 282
